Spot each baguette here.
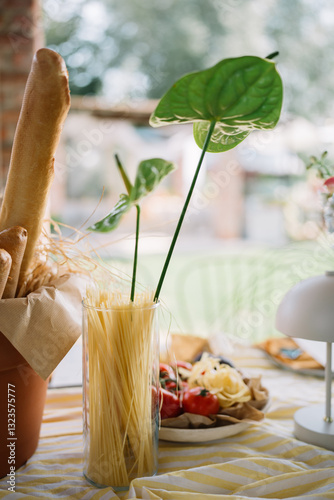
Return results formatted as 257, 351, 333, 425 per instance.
0, 226, 28, 298
0, 249, 12, 299
0, 48, 70, 288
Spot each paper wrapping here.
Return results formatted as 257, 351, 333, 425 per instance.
0, 274, 85, 380
161, 333, 211, 363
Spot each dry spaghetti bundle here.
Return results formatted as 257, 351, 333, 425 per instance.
83, 287, 159, 488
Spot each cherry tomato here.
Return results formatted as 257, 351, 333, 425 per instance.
182, 387, 220, 416
324, 177, 334, 194
179, 381, 189, 392
159, 388, 182, 419
165, 380, 177, 391
159, 363, 175, 379
164, 380, 189, 393
172, 360, 193, 371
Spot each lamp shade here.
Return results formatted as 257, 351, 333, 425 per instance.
276, 272, 334, 451
276, 272, 334, 342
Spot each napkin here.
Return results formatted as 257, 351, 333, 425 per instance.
163, 333, 211, 363
0, 273, 85, 380
258, 337, 324, 370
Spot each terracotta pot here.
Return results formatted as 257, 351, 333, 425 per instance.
0, 332, 48, 478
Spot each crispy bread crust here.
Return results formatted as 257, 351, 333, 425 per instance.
0, 48, 70, 287
0, 248, 12, 299
0, 226, 28, 298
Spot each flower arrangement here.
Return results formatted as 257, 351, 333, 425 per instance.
306, 151, 334, 232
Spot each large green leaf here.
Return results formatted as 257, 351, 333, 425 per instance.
193, 122, 250, 152
150, 56, 283, 151
88, 194, 131, 232
130, 158, 176, 202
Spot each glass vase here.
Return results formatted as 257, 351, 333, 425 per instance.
82, 297, 160, 491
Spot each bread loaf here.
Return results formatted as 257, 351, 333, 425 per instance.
0, 48, 70, 288
0, 226, 28, 298
0, 249, 12, 299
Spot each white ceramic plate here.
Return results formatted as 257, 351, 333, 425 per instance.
264, 352, 326, 378
159, 399, 271, 443
159, 420, 250, 443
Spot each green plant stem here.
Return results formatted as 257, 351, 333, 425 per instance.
115, 153, 139, 301
154, 120, 216, 301
131, 204, 140, 302
322, 165, 332, 178
115, 154, 133, 195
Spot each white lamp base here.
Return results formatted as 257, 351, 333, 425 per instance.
294, 404, 334, 451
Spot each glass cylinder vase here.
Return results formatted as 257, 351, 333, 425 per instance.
82, 295, 160, 491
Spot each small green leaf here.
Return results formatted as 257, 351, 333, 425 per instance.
88, 194, 131, 232
115, 154, 133, 195
150, 56, 283, 152
88, 158, 175, 233
130, 158, 176, 202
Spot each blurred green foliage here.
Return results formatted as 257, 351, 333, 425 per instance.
44, 0, 334, 121
44, 0, 224, 97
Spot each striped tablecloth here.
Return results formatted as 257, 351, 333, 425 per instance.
0, 345, 333, 499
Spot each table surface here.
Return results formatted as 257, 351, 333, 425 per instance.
0, 344, 333, 499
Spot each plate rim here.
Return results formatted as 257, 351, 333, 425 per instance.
158, 399, 271, 443
158, 420, 250, 443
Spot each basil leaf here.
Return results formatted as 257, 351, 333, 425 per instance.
88, 194, 131, 232
130, 158, 176, 202
150, 56, 283, 151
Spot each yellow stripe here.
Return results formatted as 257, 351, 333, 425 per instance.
158, 450, 247, 465
267, 408, 299, 418
269, 473, 334, 498
302, 453, 334, 467
235, 469, 334, 498
169, 468, 241, 492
